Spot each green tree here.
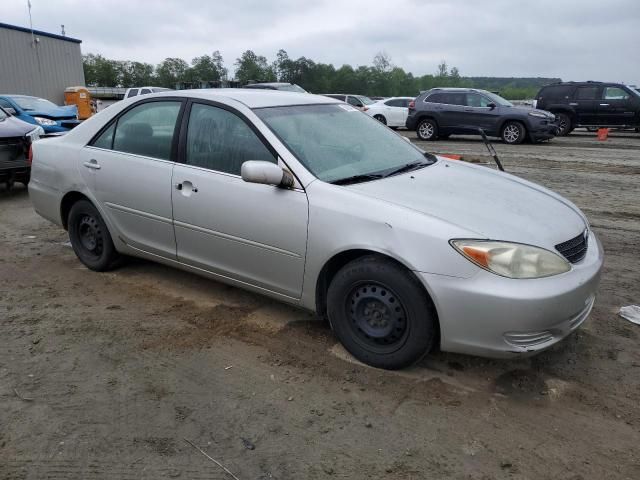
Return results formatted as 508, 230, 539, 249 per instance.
156, 57, 190, 88
83, 54, 119, 87
190, 51, 227, 83
234, 50, 275, 84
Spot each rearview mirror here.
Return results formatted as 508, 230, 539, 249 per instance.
487, 102, 497, 110
241, 161, 295, 188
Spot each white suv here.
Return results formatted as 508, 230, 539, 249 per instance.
366, 97, 414, 128
124, 87, 172, 99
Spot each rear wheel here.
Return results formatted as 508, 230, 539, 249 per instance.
327, 256, 437, 370
68, 200, 120, 271
416, 118, 438, 141
373, 114, 387, 125
501, 121, 526, 144
555, 112, 573, 136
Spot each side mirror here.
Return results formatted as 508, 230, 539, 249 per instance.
5, 107, 17, 115
487, 102, 497, 110
241, 160, 295, 188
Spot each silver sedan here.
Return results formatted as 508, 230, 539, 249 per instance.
29, 90, 603, 369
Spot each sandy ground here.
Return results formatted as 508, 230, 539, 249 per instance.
1, 130, 639, 479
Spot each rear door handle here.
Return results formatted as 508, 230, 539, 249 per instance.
599, 103, 610, 106
176, 181, 198, 193
83, 159, 101, 170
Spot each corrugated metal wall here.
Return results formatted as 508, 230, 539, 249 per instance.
0, 27, 85, 104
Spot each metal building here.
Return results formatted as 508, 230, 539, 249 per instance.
0, 22, 85, 104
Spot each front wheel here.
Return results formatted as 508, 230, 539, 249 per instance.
416, 118, 438, 141
68, 200, 120, 271
501, 121, 526, 144
327, 256, 437, 370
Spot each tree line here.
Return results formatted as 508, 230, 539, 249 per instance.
83, 50, 560, 99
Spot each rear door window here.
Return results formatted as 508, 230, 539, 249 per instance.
384, 99, 404, 107
108, 101, 181, 160
141, 89, 152, 95
425, 93, 447, 104
575, 87, 599, 100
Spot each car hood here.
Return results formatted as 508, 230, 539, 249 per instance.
347, 159, 587, 250
25, 105, 77, 119
0, 115, 37, 137
503, 104, 555, 119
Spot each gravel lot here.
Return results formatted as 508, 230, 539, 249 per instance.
1, 130, 639, 479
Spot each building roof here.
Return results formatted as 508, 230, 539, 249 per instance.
156, 88, 340, 109
0, 22, 82, 44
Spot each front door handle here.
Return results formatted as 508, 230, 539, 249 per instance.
83, 159, 101, 170
599, 103, 610, 107
176, 181, 198, 194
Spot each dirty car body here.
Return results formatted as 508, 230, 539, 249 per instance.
29, 89, 603, 369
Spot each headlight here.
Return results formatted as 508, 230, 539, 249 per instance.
27, 126, 44, 141
33, 116, 57, 126
450, 240, 571, 279
528, 111, 549, 119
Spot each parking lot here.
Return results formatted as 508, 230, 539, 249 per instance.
1, 131, 639, 479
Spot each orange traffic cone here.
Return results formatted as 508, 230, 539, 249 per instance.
597, 128, 609, 141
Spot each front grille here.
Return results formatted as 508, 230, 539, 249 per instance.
555, 230, 589, 263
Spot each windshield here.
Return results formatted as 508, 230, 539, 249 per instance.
276, 84, 307, 93
482, 91, 513, 107
12, 96, 58, 111
256, 104, 434, 183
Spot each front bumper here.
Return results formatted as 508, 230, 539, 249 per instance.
529, 118, 559, 140
417, 231, 604, 358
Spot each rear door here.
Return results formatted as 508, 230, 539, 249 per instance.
570, 85, 600, 125
84, 99, 183, 258
428, 92, 466, 131
598, 86, 637, 126
171, 101, 309, 298
382, 98, 406, 126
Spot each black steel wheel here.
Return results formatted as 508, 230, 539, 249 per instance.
68, 200, 120, 271
327, 255, 437, 369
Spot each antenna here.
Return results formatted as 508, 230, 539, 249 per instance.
27, 0, 35, 47
61, 24, 66, 36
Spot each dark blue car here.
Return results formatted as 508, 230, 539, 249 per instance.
0, 95, 80, 133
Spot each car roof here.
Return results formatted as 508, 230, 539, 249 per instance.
246, 82, 293, 87
152, 88, 340, 108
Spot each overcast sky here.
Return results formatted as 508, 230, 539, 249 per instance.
4, 0, 640, 83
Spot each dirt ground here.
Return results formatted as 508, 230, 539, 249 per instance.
1, 130, 639, 479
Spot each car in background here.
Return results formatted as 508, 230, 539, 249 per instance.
533, 81, 640, 135
366, 96, 414, 128
322, 94, 376, 111
243, 82, 307, 93
0, 106, 43, 188
0, 95, 80, 133
406, 88, 558, 144
124, 87, 172, 99
29, 89, 602, 369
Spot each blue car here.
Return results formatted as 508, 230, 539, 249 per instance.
0, 95, 80, 133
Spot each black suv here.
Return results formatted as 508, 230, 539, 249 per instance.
406, 88, 558, 144
534, 81, 640, 135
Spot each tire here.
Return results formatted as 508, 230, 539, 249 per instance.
373, 114, 387, 125
327, 255, 437, 370
501, 121, 525, 145
555, 112, 573, 136
68, 199, 120, 271
416, 118, 438, 141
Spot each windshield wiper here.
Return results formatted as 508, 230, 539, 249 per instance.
330, 173, 384, 185
382, 158, 434, 178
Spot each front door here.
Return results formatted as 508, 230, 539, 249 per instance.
171, 102, 309, 299
598, 86, 638, 126
459, 93, 501, 134
83, 99, 183, 258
